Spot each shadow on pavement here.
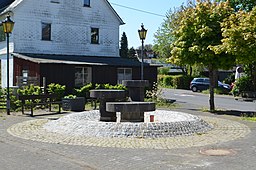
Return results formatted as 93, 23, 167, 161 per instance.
212, 110, 256, 117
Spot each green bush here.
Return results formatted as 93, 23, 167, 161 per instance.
172, 75, 194, 89
232, 76, 254, 96
158, 67, 170, 75
162, 75, 173, 87
95, 83, 127, 90
15, 85, 42, 110
157, 75, 165, 86
63, 94, 77, 99
47, 83, 66, 100
223, 73, 235, 85
17, 84, 41, 95
158, 75, 194, 89
75, 83, 93, 97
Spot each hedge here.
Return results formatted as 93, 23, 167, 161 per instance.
158, 75, 194, 89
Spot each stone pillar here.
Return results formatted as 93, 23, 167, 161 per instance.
122, 80, 149, 121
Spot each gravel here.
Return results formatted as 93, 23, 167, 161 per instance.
43, 110, 213, 138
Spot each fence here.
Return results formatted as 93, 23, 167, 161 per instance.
16, 76, 40, 87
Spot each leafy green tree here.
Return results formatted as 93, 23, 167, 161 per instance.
216, 0, 256, 11
120, 32, 128, 58
153, 10, 174, 59
170, 0, 235, 111
128, 47, 136, 58
213, 7, 256, 91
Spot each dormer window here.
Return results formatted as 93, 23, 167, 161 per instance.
42, 23, 51, 41
84, 0, 90, 7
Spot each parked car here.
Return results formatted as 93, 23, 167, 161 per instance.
190, 78, 231, 92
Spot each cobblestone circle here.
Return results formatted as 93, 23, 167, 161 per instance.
7, 110, 251, 149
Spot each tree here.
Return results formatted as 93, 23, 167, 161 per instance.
213, 7, 256, 91
216, 0, 256, 11
153, 9, 176, 59
120, 32, 128, 58
128, 47, 136, 58
170, 0, 235, 111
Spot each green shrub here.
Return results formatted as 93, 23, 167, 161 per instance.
172, 75, 194, 89
63, 94, 77, 99
163, 75, 173, 87
15, 85, 42, 110
158, 67, 170, 75
223, 73, 235, 85
95, 83, 126, 90
157, 75, 165, 86
17, 84, 41, 95
47, 83, 66, 100
75, 83, 93, 97
232, 76, 254, 96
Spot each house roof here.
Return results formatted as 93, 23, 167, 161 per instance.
105, 0, 124, 25
0, 0, 21, 14
0, 0, 124, 25
12, 53, 152, 67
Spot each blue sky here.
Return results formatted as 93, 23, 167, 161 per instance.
108, 0, 187, 48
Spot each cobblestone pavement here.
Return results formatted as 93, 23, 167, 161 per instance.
7, 110, 250, 149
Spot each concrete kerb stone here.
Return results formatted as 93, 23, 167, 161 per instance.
7, 111, 250, 150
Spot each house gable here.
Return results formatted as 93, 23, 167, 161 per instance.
1, 0, 124, 57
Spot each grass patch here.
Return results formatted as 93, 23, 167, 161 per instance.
242, 117, 256, 122
202, 88, 231, 95
145, 98, 177, 109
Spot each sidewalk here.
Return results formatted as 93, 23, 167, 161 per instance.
0, 107, 256, 170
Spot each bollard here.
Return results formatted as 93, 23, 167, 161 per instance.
116, 112, 121, 123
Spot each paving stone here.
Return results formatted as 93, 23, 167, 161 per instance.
7, 110, 250, 149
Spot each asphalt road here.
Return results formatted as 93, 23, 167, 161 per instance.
162, 88, 256, 112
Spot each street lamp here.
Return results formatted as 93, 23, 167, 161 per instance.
138, 23, 147, 80
2, 15, 15, 115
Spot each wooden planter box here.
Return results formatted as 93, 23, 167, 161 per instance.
62, 97, 85, 111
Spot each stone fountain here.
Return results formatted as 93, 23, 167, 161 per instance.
90, 80, 155, 122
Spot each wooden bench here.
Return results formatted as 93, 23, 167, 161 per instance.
18, 94, 62, 116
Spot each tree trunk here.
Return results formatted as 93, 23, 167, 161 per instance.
208, 65, 216, 112
189, 65, 193, 76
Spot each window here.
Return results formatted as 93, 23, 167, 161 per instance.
91, 28, 99, 44
84, 0, 90, 7
117, 68, 132, 84
0, 25, 5, 42
22, 70, 29, 85
75, 67, 92, 87
42, 23, 51, 41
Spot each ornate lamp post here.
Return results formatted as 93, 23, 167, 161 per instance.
2, 15, 15, 115
138, 23, 147, 80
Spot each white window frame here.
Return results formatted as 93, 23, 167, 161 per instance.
75, 67, 92, 87
117, 68, 132, 84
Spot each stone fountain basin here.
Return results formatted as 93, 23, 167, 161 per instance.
106, 101, 155, 113
106, 101, 155, 122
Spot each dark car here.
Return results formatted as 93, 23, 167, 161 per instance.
190, 78, 231, 92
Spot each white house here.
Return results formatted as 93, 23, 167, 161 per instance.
0, 0, 157, 91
